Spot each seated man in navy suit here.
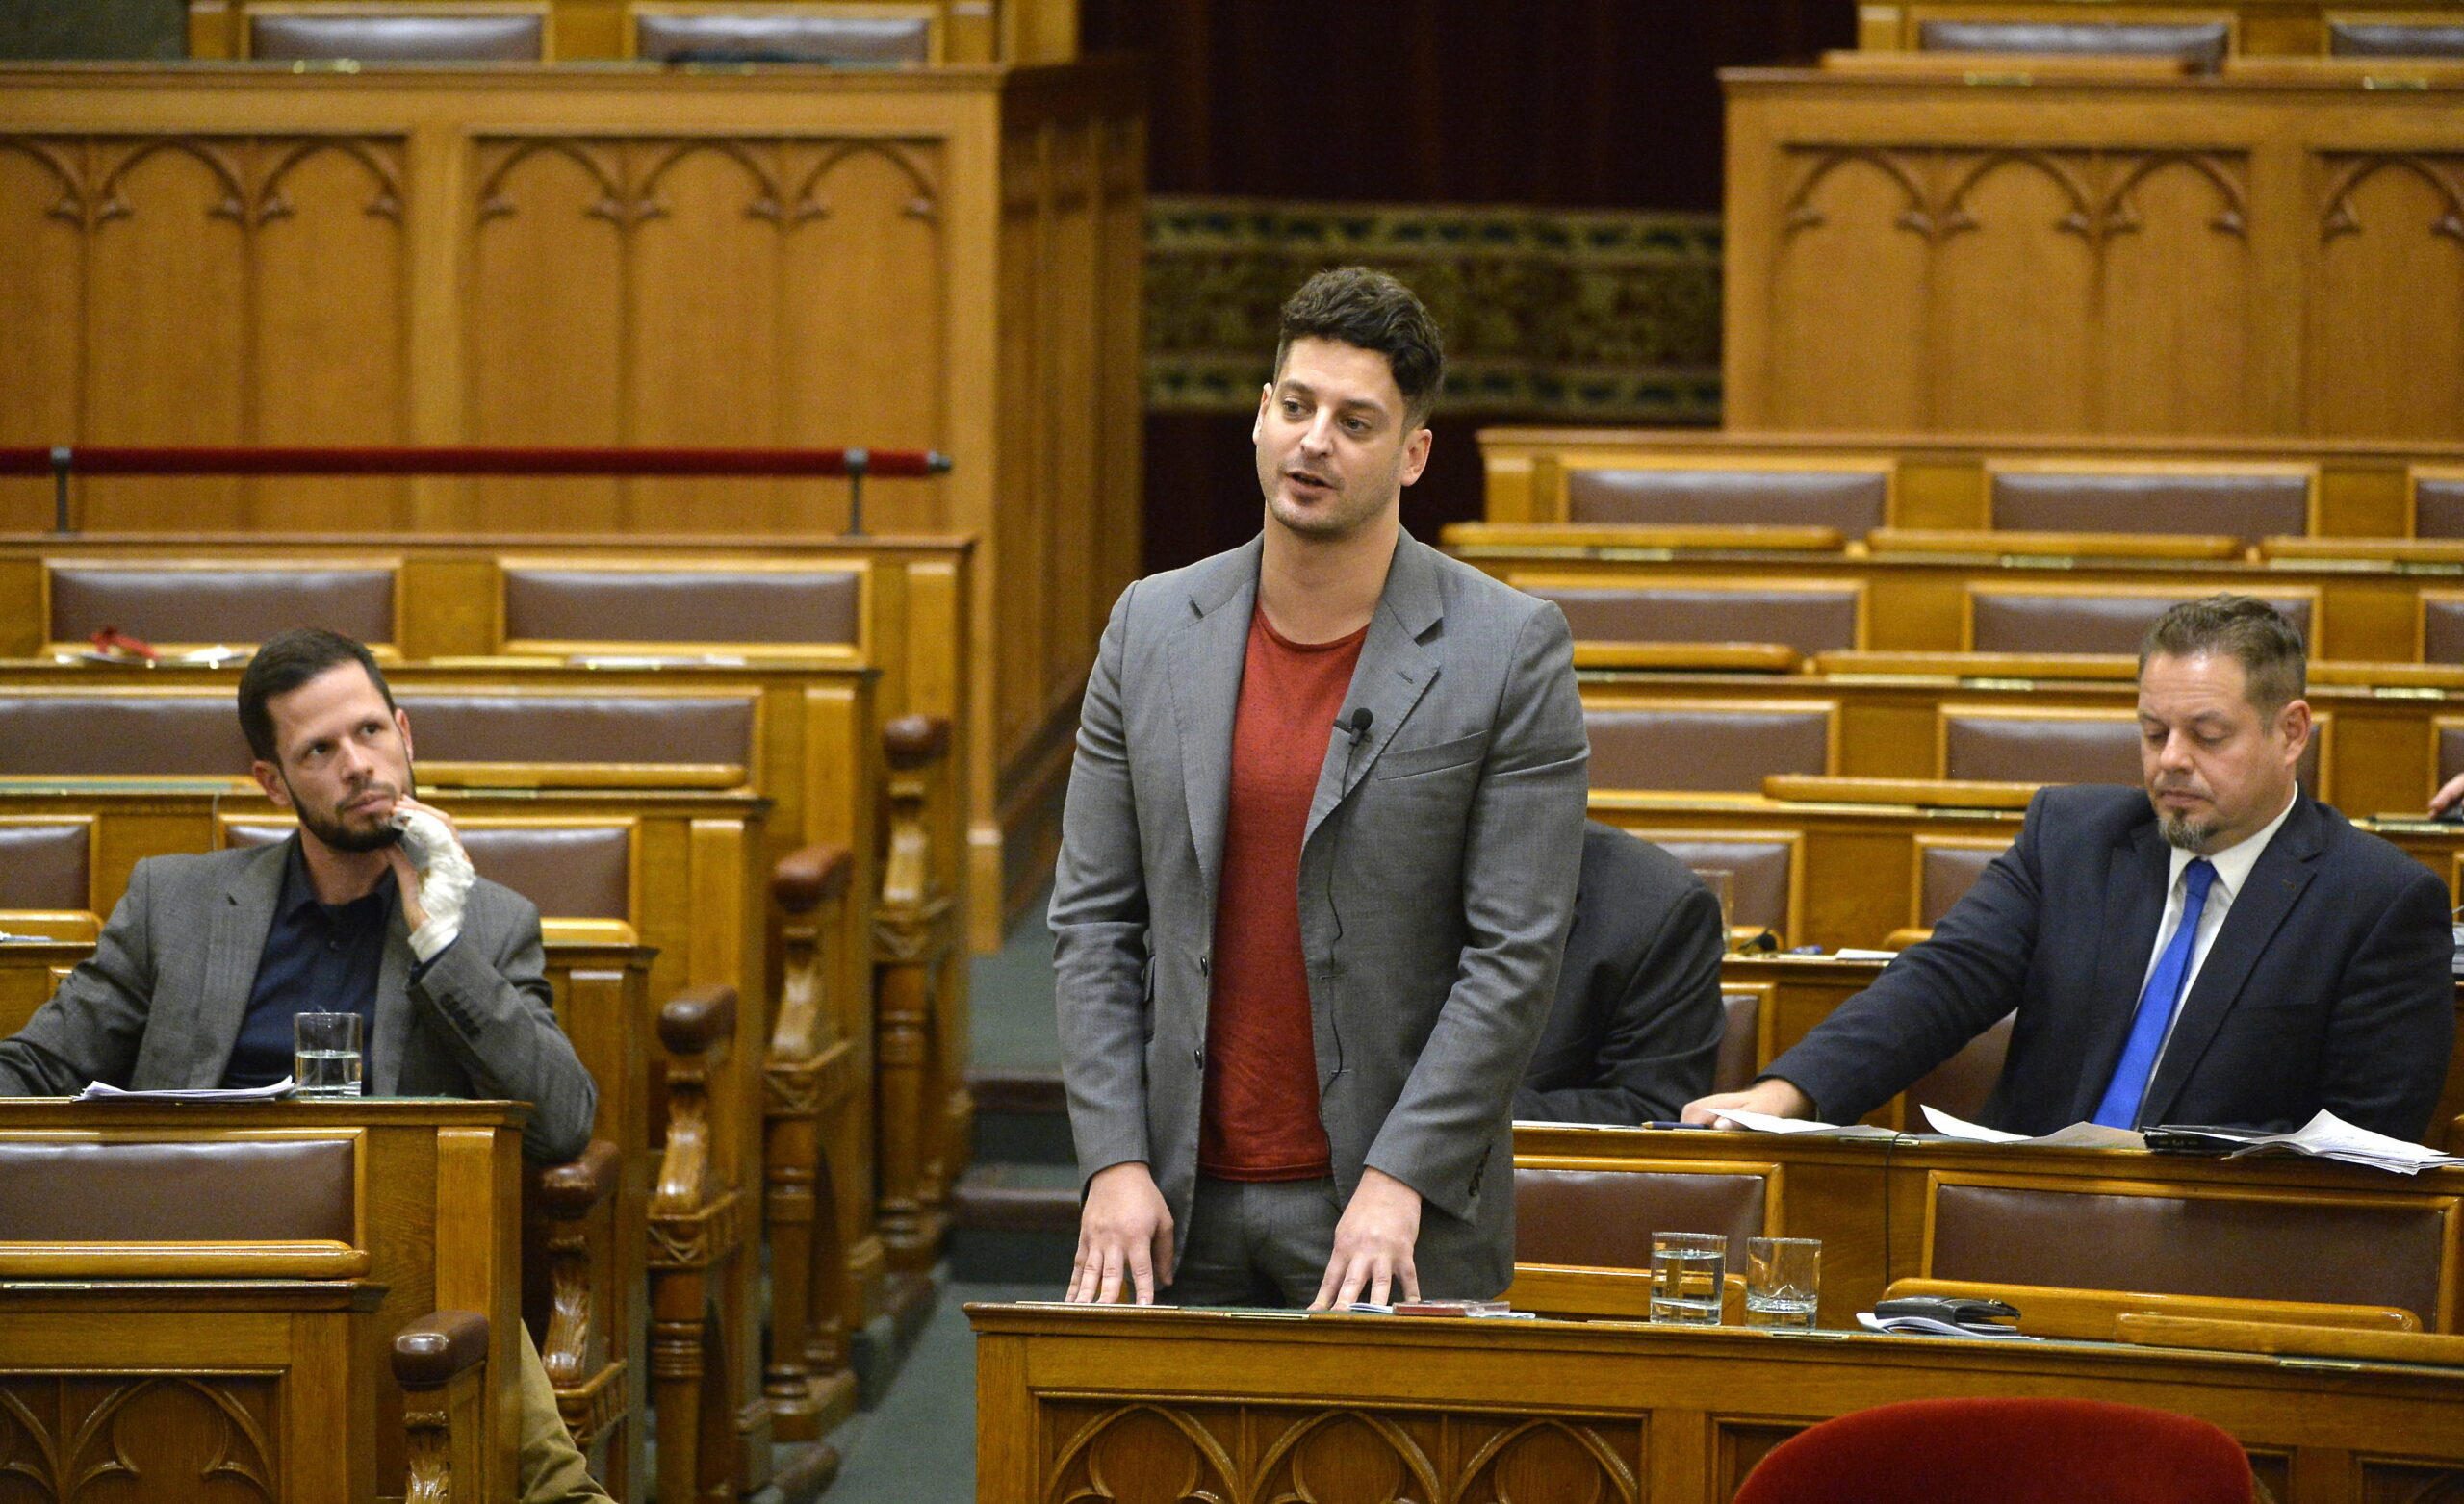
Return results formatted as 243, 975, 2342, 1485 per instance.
1685, 594, 2453, 1142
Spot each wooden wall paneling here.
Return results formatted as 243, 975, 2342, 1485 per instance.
2093, 153, 2257, 433
1764, 150, 1931, 430
0, 140, 85, 529
2308, 150, 2464, 440
1933, 152, 2102, 433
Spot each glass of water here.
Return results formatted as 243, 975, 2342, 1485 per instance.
1744, 1236, 1822, 1330
1648, 1231, 1728, 1325
294, 1011, 365, 1100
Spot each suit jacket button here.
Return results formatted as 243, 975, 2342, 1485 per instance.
1194, 1048, 1204, 1068
1198, 954, 1210, 976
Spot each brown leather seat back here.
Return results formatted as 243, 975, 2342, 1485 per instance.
248, 9, 547, 60
0, 823, 91, 910
396, 692, 755, 770
1715, 991, 1761, 1094
1989, 469, 2307, 537
228, 821, 632, 920
2439, 723, 2464, 791
2425, 597, 2464, 663
1525, 583, 1861, 655
1515, 1163, 1769, 1267
2418, 474, 2464, 538
634, 8, 931, 62
1565, 468, 1887, 534
1915, 18, 2231, 69
0, 1135, 355, 1242
1968, 587, 2315, 655
1585, 702, 1834, 794
2330, 18, 2464, 56
501, 566, 860, 648
1928, 1178, 2449, 1322
1919, 841, 2009, 926
1629, 834, 1794, 939
0, 694, 248, 777
1942, 708, 2324, 792
1905, 1013, 2015, 1124
49, 564, 396, 650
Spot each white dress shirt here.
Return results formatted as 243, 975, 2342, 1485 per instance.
2137, 785, 2300, 1073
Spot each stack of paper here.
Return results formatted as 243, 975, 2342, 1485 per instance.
1705, 1108, 1904, 1140
2152, 1109, 2464, 1175
74, 1077, 295, 1103
1920, 1106, 2145, 1149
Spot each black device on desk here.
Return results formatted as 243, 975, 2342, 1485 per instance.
1873, 1296, 2019, 1329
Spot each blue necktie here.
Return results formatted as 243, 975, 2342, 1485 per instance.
2091, 857, 2218, 1130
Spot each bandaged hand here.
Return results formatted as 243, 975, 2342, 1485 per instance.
390, 801, 475, 962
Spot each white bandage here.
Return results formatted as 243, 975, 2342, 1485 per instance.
392, 806, 475, 962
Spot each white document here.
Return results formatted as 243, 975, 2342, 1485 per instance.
1855, 1313, 2033, 1339
2201, 1109, 2464, 1175
1707, 1108, 1904, 1139
1919, 1105, 2144, 1150
74, 1076, 295, 1103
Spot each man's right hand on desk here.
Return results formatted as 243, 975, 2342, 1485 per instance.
1681, 1078, 1814, 1126
1067, 1160, 1175, 1305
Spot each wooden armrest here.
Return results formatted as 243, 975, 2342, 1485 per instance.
531, 1138, 622, 1220
1762, 775, 2040, 809
2118, 1313, 2464, 1365
1444, 523, 1848, 554
1883, 1278, 2419, 1340
1573, 642, 1804, 673
1812, 650, 2137, 683
884, 713, 952, 769
772, 842, 854, 913
658, 984, 737, 1058
1879, 928, 1927, 951
2224, 57, 2464, 87
2259, 535, 2464, 564
1819, 48, 2194, 81
1867, 527, 2246, 560
393, 1310, 491, 1390
2308, 660, 2464, 691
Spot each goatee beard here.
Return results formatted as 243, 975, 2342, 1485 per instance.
2159, 813, 2218, 853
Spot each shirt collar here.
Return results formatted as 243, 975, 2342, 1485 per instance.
277, 835, 397, 929
2165, 783, 2299, 901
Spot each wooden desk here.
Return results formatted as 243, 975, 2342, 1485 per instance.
970, 1303, 2464, 1504
0, 59, 1144, 939
1721, 68, 2464, 440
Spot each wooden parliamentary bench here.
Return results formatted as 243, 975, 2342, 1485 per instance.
973, 1302, 2464, 1504
1852, 0, 2464, 60
0, 1099, 532, 1501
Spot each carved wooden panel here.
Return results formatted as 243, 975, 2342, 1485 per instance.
464, 136, 948, 536
0, 134, 409, 532
2311, 153, 2464, 442
1714, 1421, 1807, 1499
1039, 1400, 1644, 1504
1769, 146, 2253, 435
2362, 1462, 2464, 1503
0, 1373, 279, 1502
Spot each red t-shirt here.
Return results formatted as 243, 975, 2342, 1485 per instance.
1196, 608, 1368, 1182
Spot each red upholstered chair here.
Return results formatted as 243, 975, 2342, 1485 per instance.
1732, 1397, 2253, 1504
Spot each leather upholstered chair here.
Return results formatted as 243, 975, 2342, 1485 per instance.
629, 1, 937, 63
393, 690, 757, 789
2415, 469, 2464, 537
1938, 705, 2327, 797
1965, 583, 2318, 655
226, 818, 635, 924
499, 562, 862, 650
1986, 463, 2312, 538
2330, 16, 2464, 56
1902, 1013, 2014, 1125
2422, 591, 2464, 664
1883, 836, 2012, 950
244, 2, 551, 60
1616, 830, 1799, 945
1518, 578, 1864, 656
2436, 718, 2464, 803
0, 1134, 356, 1242
1509, 1156, 1777, 1317
1584, 700, 1837, 795
1914, 18, 2233, 70
1715, 989, 1765, 1095
47, 561, 398, 655
0, 691, 249, 777
1924, 1174, 2452, 1324
1564, 464, 1891, 536
1732, 1397, 2254, 1504
0, 820, 92, 912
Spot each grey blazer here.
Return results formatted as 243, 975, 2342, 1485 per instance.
0, 838, 598, 1161
1051, 531, 1589, 1298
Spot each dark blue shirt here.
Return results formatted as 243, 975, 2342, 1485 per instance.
221, 842, 396, 1088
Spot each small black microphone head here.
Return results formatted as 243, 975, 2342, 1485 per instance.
1348, 707, 1373, 739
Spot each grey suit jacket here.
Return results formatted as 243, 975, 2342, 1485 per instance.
0, 838, 598, 1161
1051, 530, 1588, 1298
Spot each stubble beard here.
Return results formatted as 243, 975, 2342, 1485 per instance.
284, 770, 409, 854
2159, 812, 2220, 853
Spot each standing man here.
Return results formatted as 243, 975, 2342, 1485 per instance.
1053, 268, 1589, 1310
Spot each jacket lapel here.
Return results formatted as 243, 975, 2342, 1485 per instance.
2066, 823, 2173, 1123
2139, 798, 2320, 1125
1170, 539, 1263, 914
192, 841, 287, 1087
1304, 533, 1442, 847
371, 908, 413, 1096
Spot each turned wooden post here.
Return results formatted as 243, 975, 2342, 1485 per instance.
648, 984, 742, 1504
763, 841, 857, 1441
875, 713, 958, 1271
393, 1310, 491, 1504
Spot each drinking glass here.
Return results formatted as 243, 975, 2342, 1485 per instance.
1648, 1231, 1728, 1325
1691, 867, 1736, 949
1744, 1236, 1822, 1330
294, 1011, 364, 1100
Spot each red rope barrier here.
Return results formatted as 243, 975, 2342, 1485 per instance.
0, 446, 952, 478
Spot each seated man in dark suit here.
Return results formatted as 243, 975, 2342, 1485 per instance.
1515, 821, 1724, 1124
1685, 595, 2454, 1143
0, 626, 608, 1503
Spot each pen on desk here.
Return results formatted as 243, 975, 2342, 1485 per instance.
1642, 1121, 1714, 1131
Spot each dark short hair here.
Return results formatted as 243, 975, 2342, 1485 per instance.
2139, 594, 2306, 714
237, 627, 396, 762
1272, 267, 1446, 425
